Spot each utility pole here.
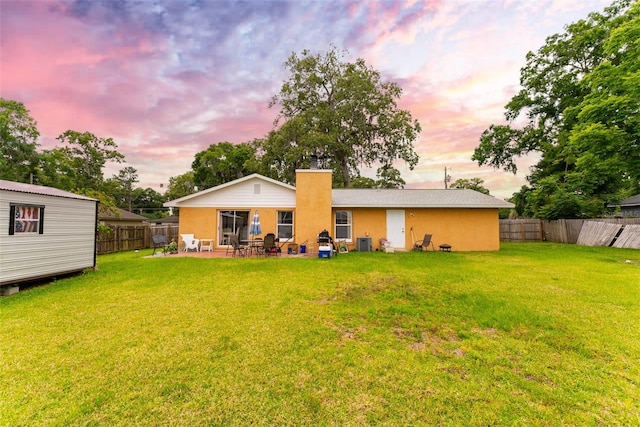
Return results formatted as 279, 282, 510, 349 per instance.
444, 167, 451, 189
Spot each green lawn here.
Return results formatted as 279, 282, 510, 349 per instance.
1, 243, 639, 426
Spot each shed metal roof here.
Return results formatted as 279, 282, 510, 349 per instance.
0, 180, 96, 201
332, 188, 514, 208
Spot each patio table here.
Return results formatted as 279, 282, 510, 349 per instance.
200, 238, 214, 252
241, 239, 264, 256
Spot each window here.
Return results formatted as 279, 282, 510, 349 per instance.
335, 210, 352, 242
277, 211, 293, 241
9, 204, 44, 235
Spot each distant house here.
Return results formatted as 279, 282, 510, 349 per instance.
164, 169, 513, 252
617, 194, 640, 218
0, 180, 98, 288
99, 207, 148, 227
151, 215, 179, 226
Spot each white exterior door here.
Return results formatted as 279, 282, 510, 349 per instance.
386, 210, 405, 249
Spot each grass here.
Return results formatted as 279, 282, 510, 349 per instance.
1, 243, 639, 425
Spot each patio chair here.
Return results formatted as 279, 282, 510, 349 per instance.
228, 234, 247, 257
262, 233, 279, 256
415, 234, 435, 251
180, 234, 200, 252
151, 234, 169, 255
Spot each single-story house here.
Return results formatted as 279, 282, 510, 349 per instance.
164, 169, 513, 252
99, 207, 149, 227
151, 215, 179, 226
616, 194, 640, 218
0, 180, 98, 289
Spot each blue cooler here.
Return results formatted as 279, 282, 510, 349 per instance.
318, 245, 331, 259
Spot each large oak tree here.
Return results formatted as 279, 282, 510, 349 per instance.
262, 47, 421, 188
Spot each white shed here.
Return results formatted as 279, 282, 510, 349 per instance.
0, 180, 98, 289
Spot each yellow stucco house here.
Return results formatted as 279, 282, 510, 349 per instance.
164, 169, 513, 252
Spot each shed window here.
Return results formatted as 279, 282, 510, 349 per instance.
9, 204, 44, 235
335, 211, 352, 242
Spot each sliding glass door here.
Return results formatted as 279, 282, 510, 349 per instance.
218, 210, 249, 245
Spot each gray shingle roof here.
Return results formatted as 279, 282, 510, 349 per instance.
332, 188, 513, 208
0, 180, 96, 201
620, 194, 640, 207
99, 207, 148, 221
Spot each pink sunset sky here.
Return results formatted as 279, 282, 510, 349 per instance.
1, 0, 612, 199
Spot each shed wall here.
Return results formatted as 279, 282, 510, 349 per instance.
0, 190, 97, 285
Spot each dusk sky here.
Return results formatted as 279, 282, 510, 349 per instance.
1, 0, 612, 199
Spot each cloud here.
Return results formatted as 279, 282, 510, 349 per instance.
0, 0, 613, 199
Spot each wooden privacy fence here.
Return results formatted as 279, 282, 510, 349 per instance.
97, 224, 179, 255
500, 218, 640, 248
500, 219, 544, 242
577, 221, 640, 249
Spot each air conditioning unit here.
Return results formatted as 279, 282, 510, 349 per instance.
357, 237, 372, 252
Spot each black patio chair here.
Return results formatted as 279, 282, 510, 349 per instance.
228, 234, 248, 257
415, 233, 435, 251
262, 233, 279, 256
152, 234, 169, 255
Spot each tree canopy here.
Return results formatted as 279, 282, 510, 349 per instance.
164, 171, 197, 201
450, 178, 490, 195
261, 46, 421, 188
0, 99, 40, 183
473, 0, 639, 219
55, 130, 125, 191
192, 141, 258, 190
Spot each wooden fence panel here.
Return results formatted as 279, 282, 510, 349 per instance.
612, 224, 640, 249
499, 219, 542, 242
576, 221, 621, 247
97, 224, 181, 254
119, 226, 146, 252
149, 225, 179, 245
98, 225, 148, 254
501, 218, 640, 247
97, 228, 118, 254
544, 219, 585, 243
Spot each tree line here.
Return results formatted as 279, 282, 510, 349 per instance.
0, 101, 164, 218
473, 0, 639, 219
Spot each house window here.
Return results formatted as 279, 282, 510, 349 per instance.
277, 211, 293, 241
9, 204, 45, 235
335, 210, 352, 242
